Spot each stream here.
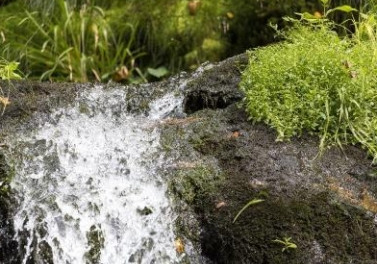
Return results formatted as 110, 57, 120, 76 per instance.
5, 83, 187, 263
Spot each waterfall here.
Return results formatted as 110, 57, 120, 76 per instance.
6, 84, 186, 264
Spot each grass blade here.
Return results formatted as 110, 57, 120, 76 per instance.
233, 199, 264, 223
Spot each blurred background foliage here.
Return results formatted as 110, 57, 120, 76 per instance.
0, 0, 362, 82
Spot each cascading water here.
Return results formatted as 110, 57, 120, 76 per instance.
6, 83, 188, 264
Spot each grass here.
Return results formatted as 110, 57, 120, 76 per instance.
240, 19, 377, 162
0, 0, 141, 82
233, 198, 264, 223
272, 237, 297, 252
0, 0, 228, 82
0, 0, 325, 82
25, 1, 141, 82
118, 0, 226, 71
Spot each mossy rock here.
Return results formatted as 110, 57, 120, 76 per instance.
177, 102, 377, 263
160, 54, 377, 263
169, 165, 224, 206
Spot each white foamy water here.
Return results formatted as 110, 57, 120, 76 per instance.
8, 85, 184, 264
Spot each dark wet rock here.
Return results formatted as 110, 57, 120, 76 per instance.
183, 54, 247, 114
0, 81, 79, 121
0, 152, 19, 264
85, 225, 104, 264
137, 206, 153, 216
35, 240, 53, 264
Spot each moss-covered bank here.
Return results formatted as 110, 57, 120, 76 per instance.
163, 54, 377, 263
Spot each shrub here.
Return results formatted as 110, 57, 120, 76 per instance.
240, 23, 377, 162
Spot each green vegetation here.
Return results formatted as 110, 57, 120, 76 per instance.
0, 59, 21, 115
240, 7, 377, 162
0, 0, 227, 82
169, 165, 223, 205
233, 198, 264, 223
272, 237, 298, 252
1, 0, 140, 82
0, 0, 324, 83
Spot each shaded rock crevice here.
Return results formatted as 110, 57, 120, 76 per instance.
183, 54, 247, 114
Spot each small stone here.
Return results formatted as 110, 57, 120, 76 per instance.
174, 238, 185, 254
215, 201, 226, 209
137, 206, 153, 216
128, 254, 136, 263
227, 130, 240, 139
249, 179, 267, 188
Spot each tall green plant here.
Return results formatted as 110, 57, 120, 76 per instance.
1, 0, 140, 82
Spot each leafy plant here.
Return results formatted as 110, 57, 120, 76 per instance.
147, 66, 169, 79
0, 60, 21, 80
240, 19, 377, 162
233, 198, 264, 223
273, 237, 297, 252
292, 2, 357, 21
0, 59, 21, 115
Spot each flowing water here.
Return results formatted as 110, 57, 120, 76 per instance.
6, 83, 188, 264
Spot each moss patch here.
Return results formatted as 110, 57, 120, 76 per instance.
169, 165, 224, 206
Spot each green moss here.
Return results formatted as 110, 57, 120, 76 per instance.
169, 165, 224, 206
160, 124, 186, 154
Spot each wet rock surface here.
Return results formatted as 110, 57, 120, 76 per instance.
168, 106, 377, 263
163, 54, 377, 263
0, 76, 183, 130
0, 153, 19, 264
183, 54, 247, 114
1, 54, 377, 263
